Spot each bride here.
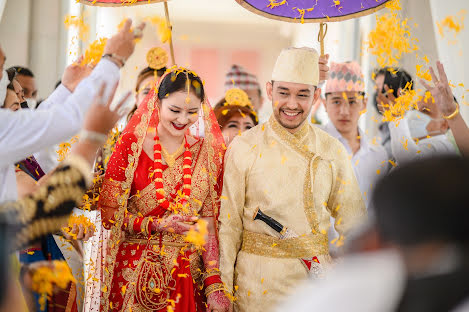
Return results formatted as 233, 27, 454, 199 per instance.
97, 67, 230, 312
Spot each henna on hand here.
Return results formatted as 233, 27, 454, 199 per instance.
150, 214, 198, 235
207, 290, 231, 312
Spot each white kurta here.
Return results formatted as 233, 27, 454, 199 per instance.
320, 123, 390, 208
274, 249, 406, 312
0, 58, 120, 202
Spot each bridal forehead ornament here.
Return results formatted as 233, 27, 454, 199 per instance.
163, 66, 202, 105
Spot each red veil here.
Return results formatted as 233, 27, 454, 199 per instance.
88, 68, 225, 311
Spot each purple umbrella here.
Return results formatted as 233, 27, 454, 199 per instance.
236, 0, 393, 54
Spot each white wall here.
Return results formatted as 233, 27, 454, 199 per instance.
0, 0, 69, 99
0, 0, 31, 68
430, 0, 468, 121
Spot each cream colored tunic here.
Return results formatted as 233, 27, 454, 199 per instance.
219, 116, 366, 312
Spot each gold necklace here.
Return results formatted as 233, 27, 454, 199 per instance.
161, 141, 185, 168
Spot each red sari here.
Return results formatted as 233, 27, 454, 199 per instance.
99, 132, 218, 311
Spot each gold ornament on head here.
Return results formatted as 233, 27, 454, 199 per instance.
146, 47, 168, 70
224, 88, 252, 108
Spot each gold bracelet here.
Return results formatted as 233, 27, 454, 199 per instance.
128, 215, 138, 235
205, 283, 225, 297
443, 103, 459, 120
141, 217, 151, 236
202, 270, 221, 282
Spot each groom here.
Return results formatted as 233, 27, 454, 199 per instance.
218, 47, 366, 312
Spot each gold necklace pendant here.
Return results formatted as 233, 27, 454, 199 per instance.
161, 141, 185, 168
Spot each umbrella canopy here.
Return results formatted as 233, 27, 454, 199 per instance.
79, 0, 166, 6
236, 0, 392, 23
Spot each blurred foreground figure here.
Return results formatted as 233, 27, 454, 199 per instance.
276, 156, 469, 312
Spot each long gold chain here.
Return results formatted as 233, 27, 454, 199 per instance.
161, 141, 185, 167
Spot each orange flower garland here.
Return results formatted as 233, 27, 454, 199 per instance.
153, 135, 192, 211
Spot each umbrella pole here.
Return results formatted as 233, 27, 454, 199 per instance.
318, 22, 328, 56
164, 1, 176, 65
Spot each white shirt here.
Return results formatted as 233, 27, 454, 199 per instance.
275, 249, 406, 312
0, 59, 120, 202
389, 120, 458, 165
321, 123, 390, 208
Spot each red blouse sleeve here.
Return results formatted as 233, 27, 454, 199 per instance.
99, 132, 137, 229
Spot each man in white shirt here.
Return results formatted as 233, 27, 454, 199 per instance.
377, 62, 459, 164
320, 61, 389, 208
0, 19, 144, 203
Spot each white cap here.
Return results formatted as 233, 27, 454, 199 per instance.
272, 47, 319, 86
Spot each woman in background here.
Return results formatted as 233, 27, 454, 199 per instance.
214, 88, 258, 146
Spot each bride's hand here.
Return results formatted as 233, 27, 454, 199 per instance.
207, 290, 231, 312
150, 214, 198, 235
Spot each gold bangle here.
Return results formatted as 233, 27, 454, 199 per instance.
203, 270, 220, 282
141, 217, 151, 236
128, 215, 138, 235
443, 103, 459, 120
205, 283, 225, 297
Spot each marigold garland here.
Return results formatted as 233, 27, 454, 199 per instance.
31, 260, 76, 311
153, 135, 192, 212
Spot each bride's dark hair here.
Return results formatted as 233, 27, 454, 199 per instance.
157, 71, 205, 101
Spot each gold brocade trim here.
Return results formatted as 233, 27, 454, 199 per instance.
127, 140, 203, 217
119, 241, 202, 311
268, 116, 320, 231
128, 215, 138, 235
125, 238, 188, 247
268, 115, 310, 159
102, 94, 156, 310
202, 103, 222, 228
241, 230, 328, 258
99, 178, 123, 209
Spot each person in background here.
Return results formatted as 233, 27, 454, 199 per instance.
276, 156, 469, 312
213, 88, 258, 146
224, 64, 264, 114
3, 82, 20, 111
8, 66, 38, 109
373, 67, 414, 156
378, 62, 458, 164
0, 19, 144, 312
321, 61, 389, 208
0, 82, 130, 312
420, 61, 469, 158
0, 46, 8, 106
5, 68, 26, 105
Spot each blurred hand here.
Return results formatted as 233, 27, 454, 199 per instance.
319, 54, 330, 83
62, 56, 92, 92
22, 261, 56, 290
104, 19, 145, 63
83, 83, 131, 135
420, 61, 457, 116
151, 214, 198, 235
376, 85, 400, 115
61, 223, 95, 241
